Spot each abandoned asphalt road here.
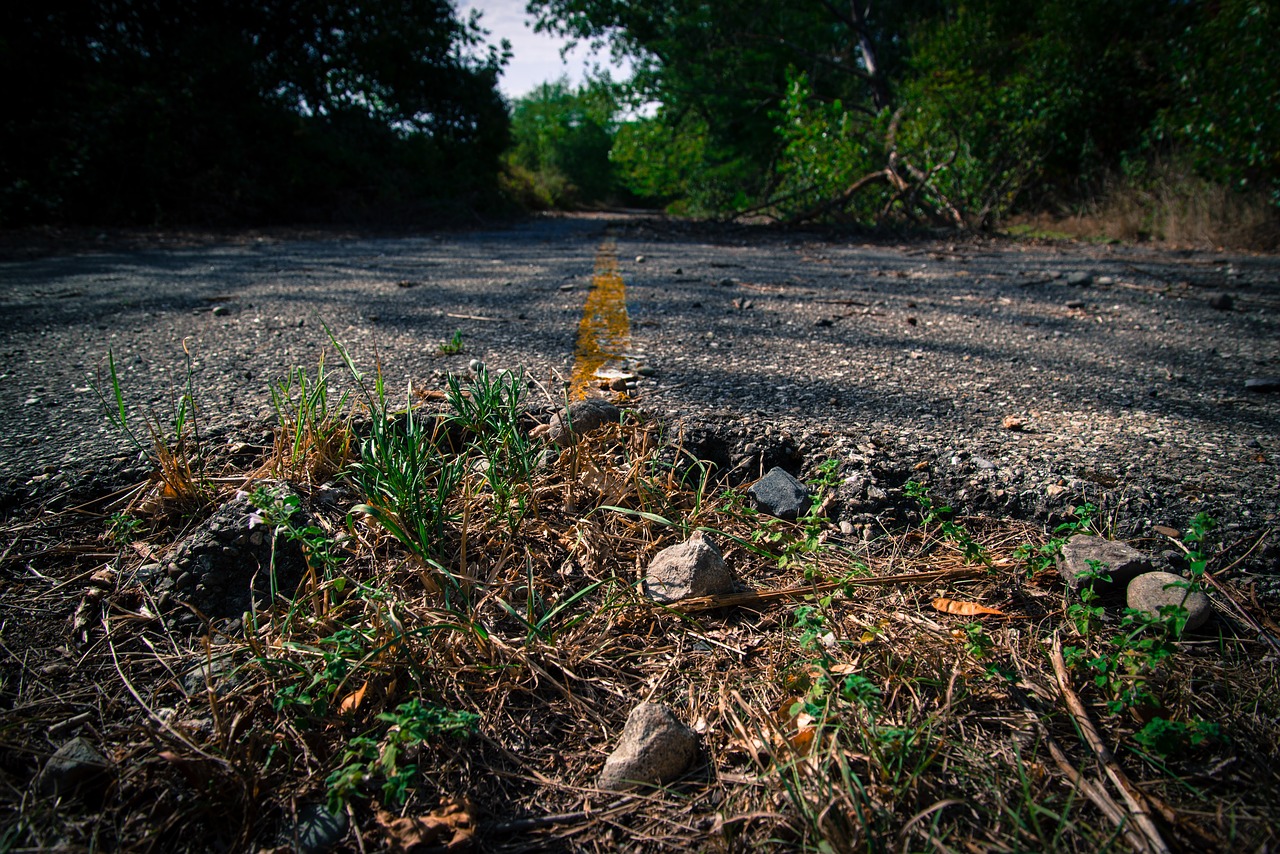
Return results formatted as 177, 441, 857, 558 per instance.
1, 214, 1278, 554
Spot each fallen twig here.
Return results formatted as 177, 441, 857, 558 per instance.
671, 566, 985, 613
1050, 635, 1170, 854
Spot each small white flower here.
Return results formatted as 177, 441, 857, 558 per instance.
247, 511, 265, 529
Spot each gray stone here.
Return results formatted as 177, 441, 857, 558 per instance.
747, 467, 809, 521
1065, 271, 1093, 286
181, 653, 245, 697
291, 802, 349, 853
1207, 293, 1234, 311
1127, 571, 1213, 631
1057, 534, 1154, 592
598, 703, 697, 791
643, 531, 736, 604
1245, 377, 1280, 393
545, 399, 621, 446
36, 737, 110, 797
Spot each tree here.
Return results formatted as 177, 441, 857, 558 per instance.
0, 0, 511, 224
505, 77, 618, 206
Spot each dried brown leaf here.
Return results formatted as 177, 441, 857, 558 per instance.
931, 597, 1006, 617
375, 798, 474, 852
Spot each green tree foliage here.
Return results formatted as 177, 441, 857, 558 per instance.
0, 0, 510, 225
1161, 0, 1280, 206
531, 0, 1276, 229
504, 77, 618, 207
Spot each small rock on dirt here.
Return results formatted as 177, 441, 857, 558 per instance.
747, 467, 809, 521
598, 703, 698, 791
1244, 377, 1280, 393
1058, 534, 1154, 592
544, 399, 621, 446
36, 736, 110, 797
1065, 271, 1093, 286
1127, 571, 1213, 630
643, 531, 736, 604
1207, 293, 1234, 311
291, 802, 349, 853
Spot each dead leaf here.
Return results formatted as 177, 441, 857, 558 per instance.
338, 682, 368, 715
931, 597, 1006, 617
1152, 525, 1181, 539
375, 798, 474, 852
1001, 415, 1026, 431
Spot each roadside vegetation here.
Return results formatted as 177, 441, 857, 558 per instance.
4, 1, 1274, 247
1, 344, 1275, 850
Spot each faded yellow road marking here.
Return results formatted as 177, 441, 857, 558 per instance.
569, 240, 631, 400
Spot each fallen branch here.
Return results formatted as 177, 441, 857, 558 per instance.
1050, 636, 1170, 854
670, 566, 985, 613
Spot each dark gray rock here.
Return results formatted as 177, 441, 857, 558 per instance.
291, 802, 349, 853
748, 467, 809, 521
1127, 571, 1213, 630
1065, 271, 1093, 286
1058, 534, 1154, 592
545, 399, 621, 446
1245, 377, 1280, 393
36, 737, 110, 797
598, 703, 697, 791
159, 484, 309, 623
643, 532, 736, 604
1207, 293, 1234, 311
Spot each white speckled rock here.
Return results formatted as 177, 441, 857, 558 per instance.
1127, 571, 1213, 631
642, 531, 735, 604
598, 703, 697, 791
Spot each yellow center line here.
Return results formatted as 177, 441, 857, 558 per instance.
569, 239, 631, 400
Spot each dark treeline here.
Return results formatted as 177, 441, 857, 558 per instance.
4, 1, 1277, 241
1, 1, 509, 225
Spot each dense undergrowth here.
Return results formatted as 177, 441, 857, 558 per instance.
0, 344, 1277, 851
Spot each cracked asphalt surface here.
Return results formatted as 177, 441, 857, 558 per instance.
1, 214, 1277, 564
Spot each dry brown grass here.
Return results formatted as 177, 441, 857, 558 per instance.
1008, 162, 1279, 251
2, 398, 1278, 852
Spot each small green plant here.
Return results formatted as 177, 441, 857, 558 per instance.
269, 355, 353, 483
1066, 558, 1111, 636
1066, 603, 1185, 715
272, 627, 372, 718
437, 330, 465, 355
326, 699, 480, 810
445, 366, 541, 530
1133, 716, 1223, 758
247, 485, 344, 586
1014, 502, 1097, 576
90, 344, 211, 505
962, 622, 993, 659
904, 481, 990, 565
105, 511, 144, 547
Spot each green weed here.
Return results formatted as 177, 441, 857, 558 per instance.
326, 699, 480, 811
905, 481, 991, 565
437, 329, 465, 355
